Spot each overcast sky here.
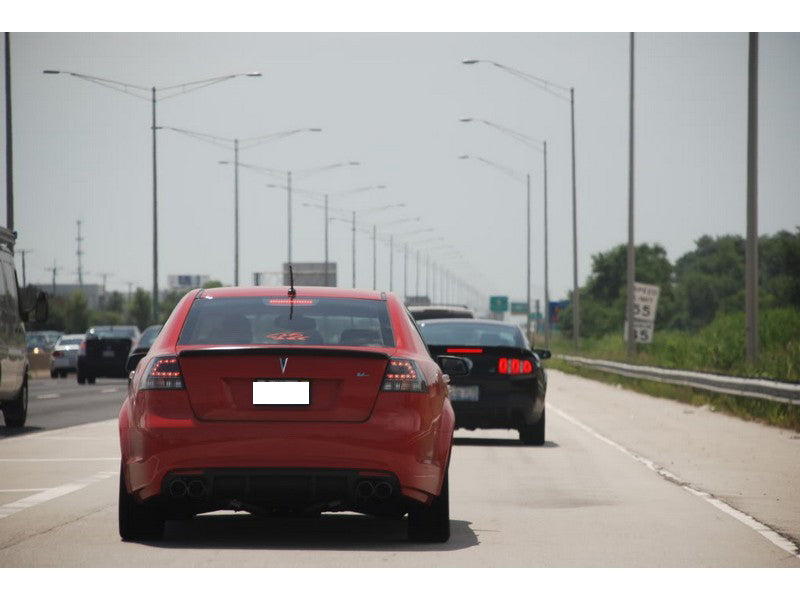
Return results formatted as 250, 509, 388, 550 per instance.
2, 33, 799, 308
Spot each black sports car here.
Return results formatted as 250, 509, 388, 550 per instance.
77, 325, 140, 384
418, 318, 550, 445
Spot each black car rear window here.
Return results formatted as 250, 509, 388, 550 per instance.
178, 297, 395, 348
418, 321, 525, 348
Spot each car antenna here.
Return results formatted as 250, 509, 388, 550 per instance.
288, 264, 296, 320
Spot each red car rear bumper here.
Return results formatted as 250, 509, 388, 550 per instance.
119, 389, 454, 505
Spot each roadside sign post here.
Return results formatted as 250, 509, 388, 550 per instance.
489, 295, 508, 320
624, 282, 660, 344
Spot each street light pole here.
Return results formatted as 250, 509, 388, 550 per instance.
570, 86, 580, 350
543, 141, 551, 347
626, 33, 636, 359
287, 171, 293, 266
404, 243, 408, 301
234, 138, 239, 285
324, 194, 329, 286
372, 224, 377, 290
746, 32, 759, 364
352, 211, 356, 288
389, 235, 394, 292
44, 69, 261, 319
5, 33, 13, 233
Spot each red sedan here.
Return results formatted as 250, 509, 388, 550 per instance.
118, 286, 468, 543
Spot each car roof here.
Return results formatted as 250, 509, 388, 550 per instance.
194, 286, 387, 301
418, 318, 519, 327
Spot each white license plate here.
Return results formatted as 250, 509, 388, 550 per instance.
253, 380, 310, 405
450, 385, 479, 401
102, 349, 115, 358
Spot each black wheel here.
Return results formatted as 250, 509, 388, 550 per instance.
87, 377, 96, 384
59, 371, 67, 379
77, 371, 86, 384
118, 464, 165, 541
408, 468, 450, 543
519, 408, 545, 446
2, 376, 28, 428
50, 369, 58, 379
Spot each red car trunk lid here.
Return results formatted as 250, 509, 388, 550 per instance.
177, 347, 389, 422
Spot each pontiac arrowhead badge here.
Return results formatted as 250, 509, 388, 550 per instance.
280, 357, 289, 374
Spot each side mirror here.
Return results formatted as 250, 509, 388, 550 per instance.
436, 355, 471, 377
125, 351, 147, 374
33, 291, 49, 323
533, 349, 551, 360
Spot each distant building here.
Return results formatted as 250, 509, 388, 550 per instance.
168, 274, 210, 290
29, 283, 102, 309
405, 295, 431, 306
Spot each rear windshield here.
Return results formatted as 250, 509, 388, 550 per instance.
410, 309, 474, 320
418, 321, 526, 348
138, 326, 162, 347
88, 326, 138, 339
178, 297, 395, 348
57, 335, 84, 345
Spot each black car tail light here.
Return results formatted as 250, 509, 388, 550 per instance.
381, 358, 428, 393
497, 357, 534, 375
140, 356, 185, 390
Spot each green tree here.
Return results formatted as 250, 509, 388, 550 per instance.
159, 289, 186, 323
128, 288, 152, 331
204, 279, 223, 288
64, 290, 89, 333
107, 291, 125, 314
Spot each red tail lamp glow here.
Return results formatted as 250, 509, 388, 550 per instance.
497, 357, 534, 375
446, 348, 483, 354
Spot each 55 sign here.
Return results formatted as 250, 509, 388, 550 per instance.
624, 282, 660, 344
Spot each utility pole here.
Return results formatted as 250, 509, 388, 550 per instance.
97, 272, 112, 308
746, 32, 759, 364
124, 281, 135, 303
526, 173, 532, 342
17, 248, 31, 288
5, 33, 13, 232
287, 170, 293, 266
46, 261, 58, 296
76, 220, 84, 289
626, 32, 637, 359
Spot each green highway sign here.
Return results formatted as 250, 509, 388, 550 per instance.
489, 296, 509, 312
510, 302, 529, 315
530, 312, 543, 320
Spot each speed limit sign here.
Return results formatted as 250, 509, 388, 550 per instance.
625, 282, 660, 344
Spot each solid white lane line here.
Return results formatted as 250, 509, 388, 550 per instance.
0, 457, 118, 462
549, 403, 800, 560
0, 488, 49, 493
36, 393, 60, 399
0, 419, 117, 443
0, 470, 117, 520
100, 387, 119, 394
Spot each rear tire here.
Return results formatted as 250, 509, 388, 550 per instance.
519, 408, 545, 446
50, 369, 58, 379
77, 371, 86, 384
408, 469, 450, 543
59, 371, 67, 379
87, 375, 96, 384
2, 377, 28, 428
118, 464, 165, 541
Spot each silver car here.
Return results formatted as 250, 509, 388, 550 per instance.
50, 334, 85, 378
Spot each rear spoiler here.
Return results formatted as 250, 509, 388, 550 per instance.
178, 346, 390, 360
428, 345, 534, 358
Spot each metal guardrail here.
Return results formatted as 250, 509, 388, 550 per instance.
557, 355, 800, 406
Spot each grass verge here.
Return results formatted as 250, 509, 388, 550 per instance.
549, 357, 800, 431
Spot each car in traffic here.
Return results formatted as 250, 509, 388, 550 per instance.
77, 325, 140, 384
408, 304, 475, 321
50, 334, 85, 378
119, 286, 469, 542
0, 226, 48, 428
417, 318, 550, 445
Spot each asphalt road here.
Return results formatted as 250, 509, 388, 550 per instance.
0, 370, 798, 567
0, 374, 127, 438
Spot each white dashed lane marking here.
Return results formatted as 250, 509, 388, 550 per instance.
0, 471, 117, 520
